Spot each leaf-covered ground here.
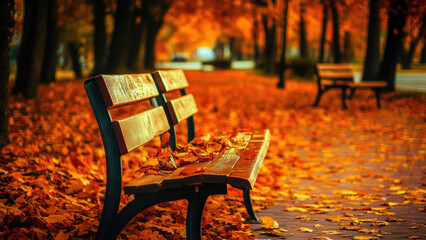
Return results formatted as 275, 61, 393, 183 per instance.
1, 70, 425, 239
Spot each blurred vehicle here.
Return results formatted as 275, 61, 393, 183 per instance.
172, 53, 188, 62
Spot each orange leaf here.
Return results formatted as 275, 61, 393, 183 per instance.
160, 132, 170, 148
181, 165, 205, 176
236, 149, 257, 160
147, 170, 163, 176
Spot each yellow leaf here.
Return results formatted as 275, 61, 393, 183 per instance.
261, 216, 279, 229
322, 230, 341, 235
298, 227, 313, 232
352, 236, 379, 240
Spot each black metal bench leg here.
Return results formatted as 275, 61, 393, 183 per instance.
341, 87, 348, 109
313, 90, 323, 107
374, 89, 381, 108
186, 190, 209, 240
243, 189, 261, 224
348, 88, 356, 99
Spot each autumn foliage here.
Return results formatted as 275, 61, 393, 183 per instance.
1, 70, 425, 239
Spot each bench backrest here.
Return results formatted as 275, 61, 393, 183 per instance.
85, 73, 171, 157
152, 70, 198, 150
315, 63, 354, 82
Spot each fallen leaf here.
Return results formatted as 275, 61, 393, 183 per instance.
237, 149, 257, 160
322, 230, 341, 235
261, 216, 279, 229
181, 165, 205, 176
298, 227, 313, 232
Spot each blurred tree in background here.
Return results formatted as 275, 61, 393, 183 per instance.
362, 0, 381, 82
378, 0, 407, 91
0, 0, 14, 148
2, 0, 426, 146
4, 0, 426, 94
13, 0, 48, 98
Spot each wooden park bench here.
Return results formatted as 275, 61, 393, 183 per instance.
84, 70, 270, 239
313, 63, 387, 109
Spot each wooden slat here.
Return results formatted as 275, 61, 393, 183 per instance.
124, 174, 166, 195
161, 162, 211, 189
227, 129, 270, 189
317, 64, 353, 81
96, 74, 159, 108
153, 70, 189, 93
321, 80, 352, 86
202, 132, 252, 183
318, 72, 353, 80
349, 81, 387, 88
246, 141, 264, 150
251, 134, 266, 140
317, 63, 353, 70
112, 107, 170, 155
166, 94, 198, 125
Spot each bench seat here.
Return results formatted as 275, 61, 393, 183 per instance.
125, 130, 270, 195
321, 79, 386, 88
347, 81, 387, 88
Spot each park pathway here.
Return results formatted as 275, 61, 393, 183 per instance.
352, 72, 426, 92
250, 103, 426, 239
396, 73, 426, 92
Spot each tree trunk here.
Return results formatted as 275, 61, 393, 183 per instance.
378, 0, 407, 91
343, 31, 353, 62
277, 0, 289, 88
126, 9, 144, 72
262, 14, 277, 74
362, 0, 380, 81
13, 0, 48, 98
106, 0, 132, 73
141, 0, 172, 70
253, 11, 260, 65
319, 0, 329, 63
68, 42, 82, 78
144, 20, 163, 70
401, 15, 424, 69
0, 0, 14, 148
330, 0, 341, 63
421, 40, 426, 63
400, 47, 408, 68
299, 0, 308, 58
135, 21, 148, 70
93, 0, 107, 75
40, 0, 58, 84
400, 39, 417, 69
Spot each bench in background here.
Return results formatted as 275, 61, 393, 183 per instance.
313, 63, 387, 109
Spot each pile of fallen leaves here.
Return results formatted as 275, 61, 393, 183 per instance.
134, 134, 231, 176
1, 70, 425, 239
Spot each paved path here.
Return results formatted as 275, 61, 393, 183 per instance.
353, 73, 426, 92
395, 74, 426, 92
250, 111, 425, 239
